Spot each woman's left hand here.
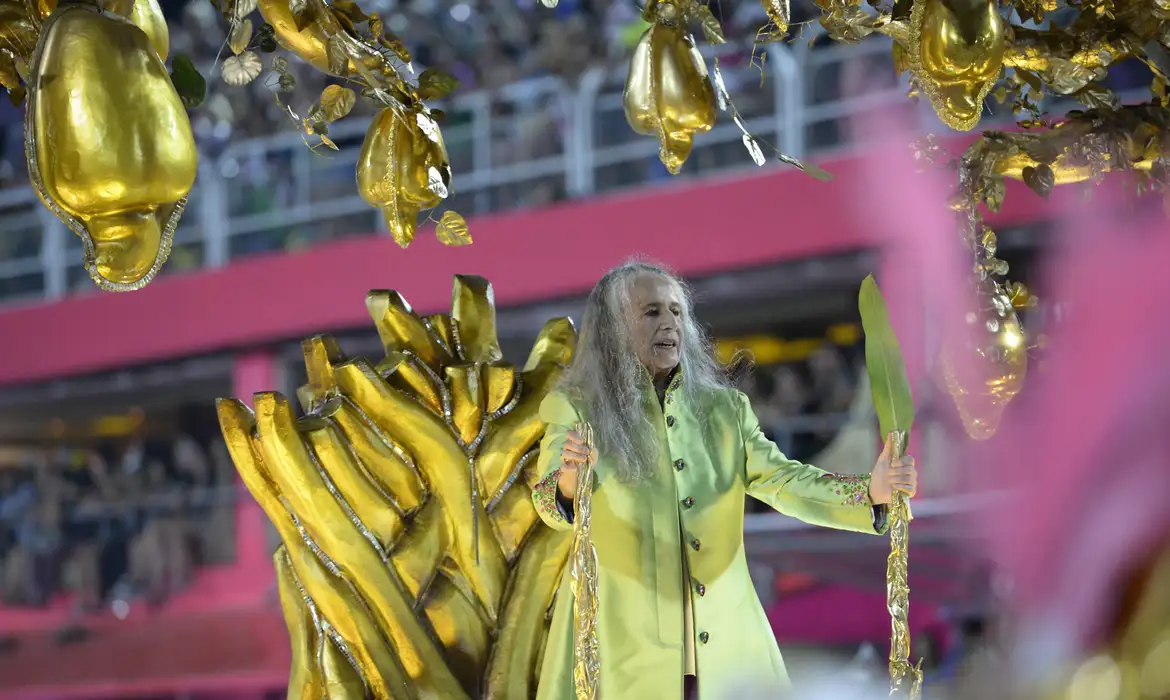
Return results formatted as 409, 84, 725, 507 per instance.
868, 433, 918, 505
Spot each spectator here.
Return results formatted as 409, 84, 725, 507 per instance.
61, 453, 109, 612
129, 459, 192, 605
0, 427, 239, 613
1, 467, 41, 605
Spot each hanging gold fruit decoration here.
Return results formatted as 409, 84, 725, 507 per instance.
25, 4, 196, 291
122, 0, 170, 61
237, 0, 467, 247
623, 0, 716, 174
939, 287, 1028, 440
33, 0, 170, 60
908, 0, 1006, 131
257, 0, 390, 78
357, 105, 452, 247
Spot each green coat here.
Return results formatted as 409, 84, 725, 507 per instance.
529, 379, 887, 700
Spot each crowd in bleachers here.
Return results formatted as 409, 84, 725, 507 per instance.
739, 341, 862, 464
0, 435, 235, 616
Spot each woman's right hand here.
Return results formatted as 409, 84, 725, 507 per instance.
557, 429, 594, 500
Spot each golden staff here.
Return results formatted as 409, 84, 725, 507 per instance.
885, 430, 923, 699
570, 421, 600, 700
858, 276, 923, 699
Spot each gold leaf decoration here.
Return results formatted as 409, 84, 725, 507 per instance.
325, 35, 348, 76
222, 50, 263, 86
435, 210, 472, 246
1022, 164, 1055, 198
696, 5, 726, 45
271, 54, 296, 92
331, 0, 367, 23
741, 133, 765, 166
765, 0, 790, 35
0, 50, 22, 99
892, 42, 909, 77
229, 18, 253, 55
232, 0, 258, 19
320, 84, 356, 122
379, 31, 410, 62
417, 68, 459, 101
288, 0, 316, 31
368, 12, 384, 43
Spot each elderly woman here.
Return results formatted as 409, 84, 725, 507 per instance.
530, 262, 918, 700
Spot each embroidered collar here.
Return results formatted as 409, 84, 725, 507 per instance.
639, 364, 683, 405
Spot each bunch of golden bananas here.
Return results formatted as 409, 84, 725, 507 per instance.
623, 0, 716, 174
217, 275, 577, 699
13, 0, 195, 291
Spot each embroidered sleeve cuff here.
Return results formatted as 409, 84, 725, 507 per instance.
817, 473, 872, 506
533, 468, 572, 526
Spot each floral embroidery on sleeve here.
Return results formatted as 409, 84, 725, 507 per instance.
533, 469, 568, 524
818, 473, 871, 506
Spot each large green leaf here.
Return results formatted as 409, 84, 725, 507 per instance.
859, 274, 915, 437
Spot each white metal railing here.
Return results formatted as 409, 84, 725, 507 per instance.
0, 35, 1101, 305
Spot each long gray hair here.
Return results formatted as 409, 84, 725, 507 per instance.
557, 261, 731, 483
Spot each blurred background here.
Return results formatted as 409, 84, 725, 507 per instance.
0, 0, 1158, 697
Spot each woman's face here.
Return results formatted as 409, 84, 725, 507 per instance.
627, 274, 683, 380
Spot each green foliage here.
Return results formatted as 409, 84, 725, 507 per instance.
859, 274, 915, 438
170, 54, 207, 109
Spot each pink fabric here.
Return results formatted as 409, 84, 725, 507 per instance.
980, 204, 1170, 644
767, 585, 946, 651
845, 105, 1170, 653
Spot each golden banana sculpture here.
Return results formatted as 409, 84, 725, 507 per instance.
357, 106, 452, 247
23, 1, 195, 291
218, 275, 577, 699
623, 0, 717, 174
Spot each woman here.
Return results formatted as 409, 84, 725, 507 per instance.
529, 262, 918, 700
